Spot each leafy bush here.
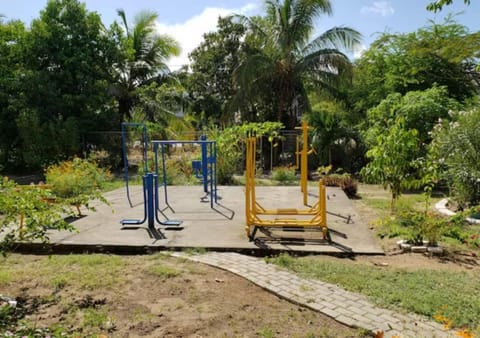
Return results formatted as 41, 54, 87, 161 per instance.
429, 109, 480, 208
361, 117, 421, 211
0, 178, 75, 253
163, 152, 198, 185
209, 122, 284, 184
45, 158, 111, 214
376, 203, 480, 247
271, 166, 297, 184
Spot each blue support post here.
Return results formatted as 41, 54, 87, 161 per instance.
145, 173, 155, 230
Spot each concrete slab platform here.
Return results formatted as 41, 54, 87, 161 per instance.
37, 185, 383, 255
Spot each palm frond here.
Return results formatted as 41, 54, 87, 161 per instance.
304, 26, 362, 54
116, 8, 129, 35
299, 48, 351, 73
290, 0, 333, 48
233, 53, 275, 89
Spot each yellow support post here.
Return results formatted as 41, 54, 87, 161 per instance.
295, 121, 312, 206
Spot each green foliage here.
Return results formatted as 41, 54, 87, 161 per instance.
14, 0, 119, 170
377, 209, 449, 245
81, 308, 109, 330
188, 16, 247, 126
45, 158, 111, 213
209, 122, 284, 184
234, 0, 361, 129
351, 18, 479, 115
112, 9, 180, 120
133, 81, 194, 138
427, 0, 471, 11
361, 118, 420, 211
369, 192, 480, 250
16, 112, 80, 169
1, 308, 71, 337
429, 109, 480, 207
268, 253, 480, 330
0, 178, 75, 253
257, 327, 275, 338
0, 19, 26, 171
147, 264, 182, 279
307, 99, 359, 168
364, 87, 460, 148
270, 166, 297, 184
163, 152, 199, 186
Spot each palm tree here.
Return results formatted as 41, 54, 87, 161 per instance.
234, 0, 361, 130
112, 9, 180, 120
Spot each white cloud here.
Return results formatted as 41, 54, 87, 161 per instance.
156, 3, 259, 71
360, 1, 394, 17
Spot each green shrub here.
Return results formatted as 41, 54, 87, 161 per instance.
163, 152, 198, 185
0, 178, 75, 253
208, 127, 243, 185
45, 158, 111, 214
209, 122, 284, 185
430, 109, 480, 208
375, 204, 480, 247
271, 166, 297, 184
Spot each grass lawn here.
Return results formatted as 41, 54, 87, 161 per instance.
267, 183, 480, 334
267, 253, 480, 332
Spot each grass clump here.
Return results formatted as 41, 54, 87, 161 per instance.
266, 253, 480, 330
0, 254, 127, 291
147, 264, 181, 279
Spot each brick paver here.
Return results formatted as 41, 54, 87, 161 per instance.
171, 251, 456, 338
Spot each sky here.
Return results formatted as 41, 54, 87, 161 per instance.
1, 0, 479, 70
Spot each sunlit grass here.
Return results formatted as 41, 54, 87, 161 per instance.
267, 253, 480, 330
0, 254, 128, 290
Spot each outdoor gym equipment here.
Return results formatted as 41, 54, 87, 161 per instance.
121, 122, 148, 207
152, 136, 218, 211
120, 173, 183, 229
295, 121, 353, 225
295, 121, 315, 206
245, 135, 329, 241
120, 122, 182, 233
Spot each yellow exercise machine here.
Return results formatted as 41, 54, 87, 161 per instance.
245, 135, 329, 242
295, 121, 315, 206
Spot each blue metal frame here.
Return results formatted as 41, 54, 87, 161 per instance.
120, 123, 182, 231
152, 138, 218, 210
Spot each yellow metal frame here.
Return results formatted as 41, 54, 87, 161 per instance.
245, 136, 328, 241
295, 121, 314, 206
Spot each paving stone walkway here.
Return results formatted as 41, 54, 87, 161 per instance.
171, 252, 455, 338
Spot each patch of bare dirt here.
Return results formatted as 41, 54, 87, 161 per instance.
0, 254, 367, 337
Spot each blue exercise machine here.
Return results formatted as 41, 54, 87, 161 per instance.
153, 136, 218, 211
120, 123, 182, 233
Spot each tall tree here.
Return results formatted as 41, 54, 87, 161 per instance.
351, 17, 480, 116
188, 16, 246, 126
111, 9, 180, 120
233, 0, 361, 130
0, 18, 26, 171
18, 0, 118, 169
